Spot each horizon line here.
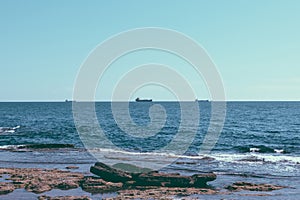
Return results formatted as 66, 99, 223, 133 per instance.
0, 100, 300, 103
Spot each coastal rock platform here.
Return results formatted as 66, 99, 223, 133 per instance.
0, 163, 288, 199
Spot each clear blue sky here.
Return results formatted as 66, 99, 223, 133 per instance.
0, 0, 299, 101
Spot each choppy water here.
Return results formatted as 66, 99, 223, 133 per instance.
0, 101, 299, 199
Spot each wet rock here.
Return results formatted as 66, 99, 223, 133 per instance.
90, 162, 132, 183
225, 182, 286, 191
38, 195, 91, 200
81, 176, 123, 193
0, 168, 14, 174
136, 171, 216, 187
0, 165, 218, 198
56, 180, 80, 190
18, 144, 75, 149
192, 173, 217, 187
0, 182, 15, 195
65, 166, 79, 170
175, 161, 197, 165
26, 181, 52, 193
112, 163, 152, 173
114, 187, 217, 199
0, 167, 84, 194
239, 193, 272, 196
90, 162, 216, 188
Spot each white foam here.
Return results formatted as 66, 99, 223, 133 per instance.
250, 147, 260, 152
0, 145, 13, 149
13, 125, 21, 130
255, 154, 300, 164
210, 153, 300, 165
88, 148, 300, 166
4, 130, 15, 133
88, 148, 207, 160
0, 145, 24, 150
0, 125, 20, 133
274, 149, 285, 153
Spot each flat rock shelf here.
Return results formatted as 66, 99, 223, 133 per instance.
0, 162, 287, 199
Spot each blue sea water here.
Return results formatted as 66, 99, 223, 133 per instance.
0, 101, 299, 199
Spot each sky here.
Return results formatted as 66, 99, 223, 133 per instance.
0, 0, 299, 101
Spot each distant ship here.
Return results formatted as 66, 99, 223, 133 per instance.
195, 99, 209, 102
65, 99, 76, 103
135, 98, 152, 102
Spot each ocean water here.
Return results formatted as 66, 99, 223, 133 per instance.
0, 101, 299, 199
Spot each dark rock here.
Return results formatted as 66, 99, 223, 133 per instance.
112, 163, 152, 173
200, 156, 215, 161
81, 176, 123, 193
175, 161, 197, 165
137, 171, 216, 188
18, 144, 75, 149
65, 166, 79, 170
90, 162, 216, 188
192, 173, 217, 187
56, 180, 79, 190
136, 172, 191, 187
0, 182, 15, 195
91, 162, 132, 183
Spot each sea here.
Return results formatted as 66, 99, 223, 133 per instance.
0, 101, 299, 199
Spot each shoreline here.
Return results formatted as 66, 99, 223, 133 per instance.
0, 163, 289, 200
0, 147, 298, 199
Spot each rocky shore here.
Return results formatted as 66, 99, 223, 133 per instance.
90, 162, 216, 188
0, 162, 287, 199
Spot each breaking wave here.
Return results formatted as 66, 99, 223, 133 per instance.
0, 143, 75, 151
235, 145, 289, 154
0, 125, 21, 134
88, 147, 300, 166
